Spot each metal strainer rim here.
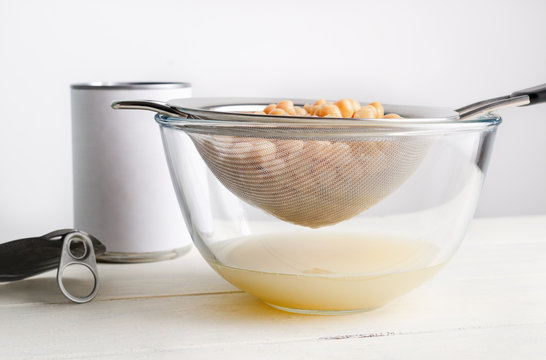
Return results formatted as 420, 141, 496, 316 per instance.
161, 97, 502, 131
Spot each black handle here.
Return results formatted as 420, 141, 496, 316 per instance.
511, 83, 546, 105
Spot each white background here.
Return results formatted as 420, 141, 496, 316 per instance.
1, 0, 545, 240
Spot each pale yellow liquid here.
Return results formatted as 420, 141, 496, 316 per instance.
211, 232, 444, 313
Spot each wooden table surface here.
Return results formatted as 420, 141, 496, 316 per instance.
1, 216, 545, 359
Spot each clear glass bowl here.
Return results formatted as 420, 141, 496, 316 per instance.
157, 104, 501, 315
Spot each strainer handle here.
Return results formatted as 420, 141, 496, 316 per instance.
111, 100, 188, 118
511, 83, 546, 105
456, 83, 546, 120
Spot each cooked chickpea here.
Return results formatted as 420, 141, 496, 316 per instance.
305, 104, 322, 116
369, 102, 384, 118
259, 99, 394, 121
383, 113, 403, 119
336, 99, 355, 118
354, 105, 378, 119
229, 142, 254, 160
277, 100, 293, 107
270, 108, 287, 116
264, 158, 287, 175
316, 104, 342, 118
309, 106, 320, 116
330, 142, 353, 167
264, 104, 276, 114
294, 106, 307, 116
305, 140, 331, 153
214, 96, 412, 228
275, 139, 305, 155
350, 99, 361, 112
252, 140, 276, 164
303, 103, 314, 114
277, 100, 296, 115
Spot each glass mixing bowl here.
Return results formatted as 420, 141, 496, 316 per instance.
155, 100, 500, 314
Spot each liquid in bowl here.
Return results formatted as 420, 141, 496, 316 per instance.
210, 232, 444, 314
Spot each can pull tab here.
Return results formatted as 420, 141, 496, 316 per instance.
57, 232, 100, 303
0, 229, 106, 304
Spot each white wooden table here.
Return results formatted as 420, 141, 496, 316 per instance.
1, 216, 545, 359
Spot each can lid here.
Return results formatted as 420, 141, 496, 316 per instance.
71, 82, 191, 90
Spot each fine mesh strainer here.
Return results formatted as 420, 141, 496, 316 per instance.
113, 84, 545, 228
188, 133, 428, 227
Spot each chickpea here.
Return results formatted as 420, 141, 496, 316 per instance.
277, 100, 293, 107
350, 99, 361, 112
369, 102, 384, 118
281, 139, 306, 165
294, 106, 307, 116
264, 104, 276, 114
305, 140, 332, 159
316, 104, 342, 118
354, 105, 378, 119
252, 140, 277, 164
330, 142, 353, 167
310, 106, 320, 116
260, 99, 391, 121
270, 108, 287, 116
305, 104, 322, 116
229, 142, 254, 160
307, 140, 333, 163
277, 100, 296, 115
276, 139, 305, 155
383, 113, 403, 119
336, 99, 355, 118
264, 158, 287, 173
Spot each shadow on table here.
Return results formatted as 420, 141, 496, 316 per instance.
0, 275, 80, 304
0, 265, 449, 324
141, 273, 454, 324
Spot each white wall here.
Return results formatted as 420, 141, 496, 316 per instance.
1, 0, 545, 240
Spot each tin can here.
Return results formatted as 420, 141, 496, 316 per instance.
71, 82, 192, 262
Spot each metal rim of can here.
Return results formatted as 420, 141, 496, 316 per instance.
71, 82, 191, 90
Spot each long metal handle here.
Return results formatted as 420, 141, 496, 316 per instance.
111, 100, 188, 118
457, 95, 530, 120
456, 83, 546, 120
114, 84, 545, 121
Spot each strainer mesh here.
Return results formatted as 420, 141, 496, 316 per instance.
189, 132, 428, 228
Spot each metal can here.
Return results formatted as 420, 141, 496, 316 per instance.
71, 82, 192, 262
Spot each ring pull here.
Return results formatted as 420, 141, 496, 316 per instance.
56, 232, 100, 303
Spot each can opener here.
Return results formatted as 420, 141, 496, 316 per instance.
0, 229, 106, 303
